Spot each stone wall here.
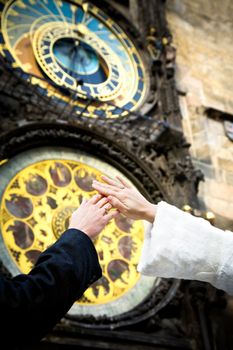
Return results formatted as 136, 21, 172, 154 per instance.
166, 0, 233, 229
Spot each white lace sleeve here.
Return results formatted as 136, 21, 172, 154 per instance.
137, 201, 233, 294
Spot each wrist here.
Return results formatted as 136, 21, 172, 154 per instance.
142, 202, 157, 223
69, 226, 94, 240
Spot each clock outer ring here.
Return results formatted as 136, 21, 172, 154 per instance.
0, 146, 158, 318
0, 123, 179, 325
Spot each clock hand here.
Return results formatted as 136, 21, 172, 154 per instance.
66, 45, 83, 83
79, 49, 90, 86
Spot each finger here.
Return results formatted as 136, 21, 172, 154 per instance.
108, 196, 127, 212
76, 198, 87, 210
102, 202, 112, 211
96, 196, 109, 208
101, 175, 119, 187
89, 194, 102, 204
81, 198, 88, 205
93, 180, 119, 192
101, 175, 126, 190
92, 182, 118, 197
104, 209, 119, 222
116, 175, 131, 189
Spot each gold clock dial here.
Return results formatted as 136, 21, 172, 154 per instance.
0, 0, 148, 118
0, 148, 157, 317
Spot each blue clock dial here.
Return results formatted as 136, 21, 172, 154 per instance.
53, 39, 108, 84
0, 0, 148, 118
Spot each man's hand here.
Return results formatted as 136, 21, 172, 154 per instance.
69, 194, 118, 239
92, 176, 157, 223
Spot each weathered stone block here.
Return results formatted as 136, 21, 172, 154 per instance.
224, 171, 233, 186
218, 157, 233, 173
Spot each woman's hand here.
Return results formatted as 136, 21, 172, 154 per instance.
69, 194, 118, 239
92, 176, 157, 223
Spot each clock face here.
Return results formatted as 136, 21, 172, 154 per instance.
0, 147, 157, 317
0, 0, 148, 118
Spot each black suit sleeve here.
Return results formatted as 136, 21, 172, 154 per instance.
0, 229, 102, 346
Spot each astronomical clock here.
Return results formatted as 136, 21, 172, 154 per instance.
0, 0, 148, 118
0, 1, 223, 349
